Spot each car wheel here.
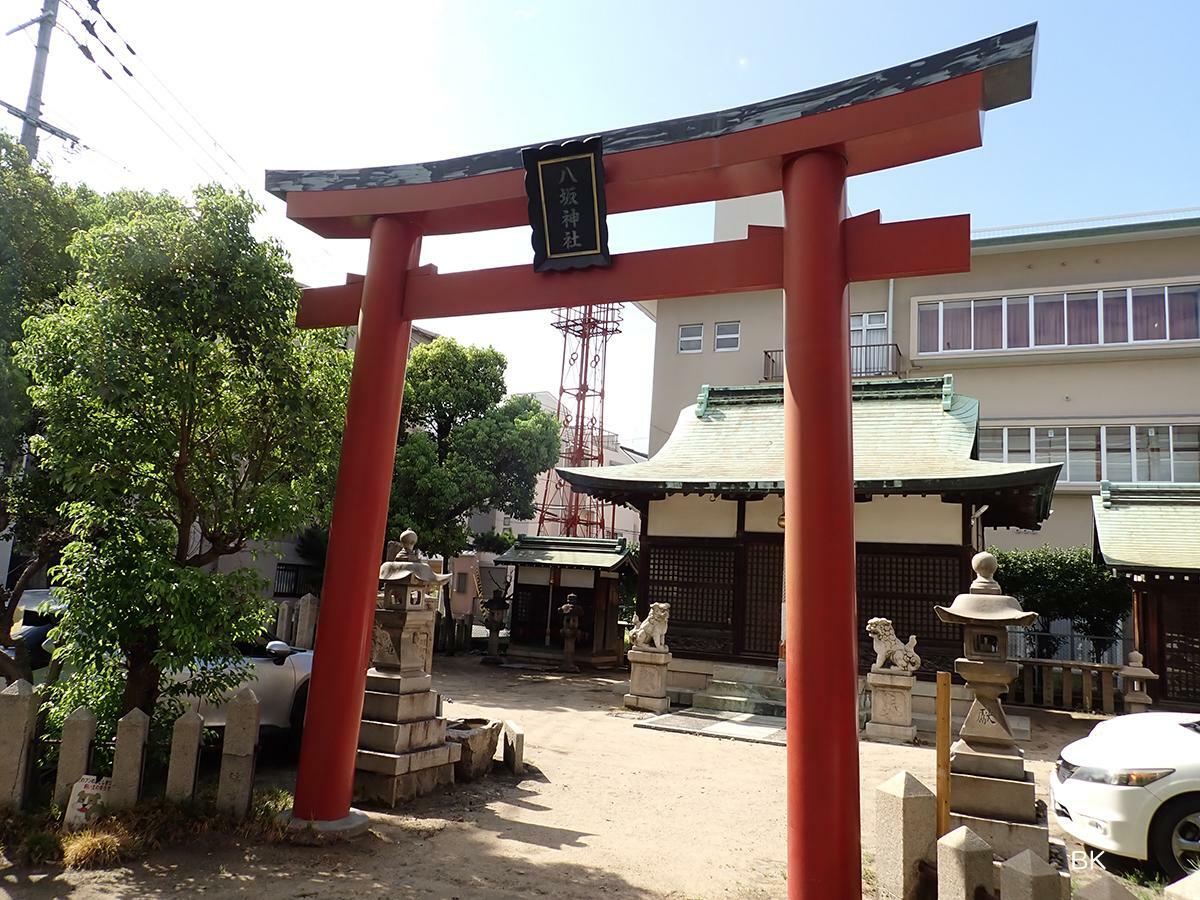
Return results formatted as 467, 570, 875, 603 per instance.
288, 683, 309, 758
1150, 794, 1200, 881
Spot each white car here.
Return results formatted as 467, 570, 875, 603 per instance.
1051, 712, 1200, 880
191, 639, 313, 736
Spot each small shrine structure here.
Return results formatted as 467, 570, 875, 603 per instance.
495, 535, 633, 668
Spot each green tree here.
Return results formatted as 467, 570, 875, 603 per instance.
388, 337, 560, 561
17, 184, 352, 718
991, 546, 1132, 661
0, 134, 99, 682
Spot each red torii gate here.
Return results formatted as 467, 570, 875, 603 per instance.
268, 24, 1036, 897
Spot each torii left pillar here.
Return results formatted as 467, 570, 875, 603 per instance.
287, 215, 420, 831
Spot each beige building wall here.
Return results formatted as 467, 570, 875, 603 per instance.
645, 195, 1200, 550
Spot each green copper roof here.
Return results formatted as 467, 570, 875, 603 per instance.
559, 376, 1060, 528
495, 535, 632, 571
1093, 482, 1200, 573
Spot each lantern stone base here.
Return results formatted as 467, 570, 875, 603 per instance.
950, 738, 1027, 780
949, 807, 1053, 861
625, 648, 671, 713
354, 669, 462, 808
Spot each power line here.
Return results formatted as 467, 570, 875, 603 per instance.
54, 19, 222, 182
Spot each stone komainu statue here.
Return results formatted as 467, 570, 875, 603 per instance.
865, 617, 921, 673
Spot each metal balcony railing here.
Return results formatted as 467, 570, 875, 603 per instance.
762, 343, 903, 381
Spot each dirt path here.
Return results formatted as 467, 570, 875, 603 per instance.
2, 657, 1100, 899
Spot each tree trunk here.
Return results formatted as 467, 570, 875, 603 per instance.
121, 645, 162, 716
0, 641, 31, 684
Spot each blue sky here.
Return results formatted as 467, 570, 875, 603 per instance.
2, 2, 1198, 449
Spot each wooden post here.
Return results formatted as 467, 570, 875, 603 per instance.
935, 671, 951, 838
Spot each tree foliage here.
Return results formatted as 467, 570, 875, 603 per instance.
991, 545, 1132, 661
389, 337, 560, 560
17, 184, 352, 715
0, 134, 99, 681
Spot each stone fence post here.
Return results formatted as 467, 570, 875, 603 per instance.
1166, 868, 1200, 898
54, 707, 98, 807
0, 681, 38, 810
275, 599, 296, 645
217, 688, 259, 818
108, 708, 150, 810
875, 771, 935, 900
999, 850, 1058, 900
294, 592, 320, 649
936, 826, 994, 900
166, 710, 204, 803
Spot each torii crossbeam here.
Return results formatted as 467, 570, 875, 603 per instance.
267, 23, 1036, 898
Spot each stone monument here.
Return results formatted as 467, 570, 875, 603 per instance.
560, 594, 581, 673
1118, 650, 1158, 714
934, 552, 1062, 866
354, 529, 463, 806
624, 602, 671, 713
481, 588, 509, 666
863, 616, 920, 744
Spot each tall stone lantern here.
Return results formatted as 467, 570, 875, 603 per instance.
935, 551, 1054, 861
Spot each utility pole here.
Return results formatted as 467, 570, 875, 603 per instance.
19, 0, 60, 160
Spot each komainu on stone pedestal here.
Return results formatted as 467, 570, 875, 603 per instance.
625, 602, 672, 714
864, 617, 918, 744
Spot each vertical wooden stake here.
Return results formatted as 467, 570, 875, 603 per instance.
935, 671, 951, 837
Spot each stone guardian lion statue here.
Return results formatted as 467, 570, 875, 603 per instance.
865, 617, 920, 673
630, 602, 670, 651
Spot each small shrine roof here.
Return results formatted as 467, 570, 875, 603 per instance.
495, 535, 632, 572
1093, 482, 1200, 573
558, 377, 1060, 529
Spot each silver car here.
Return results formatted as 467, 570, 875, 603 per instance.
190, 638, 313, 735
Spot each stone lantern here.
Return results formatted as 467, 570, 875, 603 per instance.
480, 588, 510, 666
559, 594, 581, 673
1119, 650, 1159, 714
934, 551, 1036, 750
371, 529, 451, 690
935, 551, 1054, 862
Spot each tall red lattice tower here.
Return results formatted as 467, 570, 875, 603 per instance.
536, 303, 622, 537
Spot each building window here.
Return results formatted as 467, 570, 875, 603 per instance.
714, 321, 740, 352
982, 423, 1200, 484
678, 323, 703, 353
916, 280, 1200, 355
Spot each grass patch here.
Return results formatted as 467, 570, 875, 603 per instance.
0, 789, 296, 871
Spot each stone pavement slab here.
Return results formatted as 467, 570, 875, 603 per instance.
634, 707, 786, 746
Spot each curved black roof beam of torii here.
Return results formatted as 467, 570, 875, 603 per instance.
267, 23, 1035, 197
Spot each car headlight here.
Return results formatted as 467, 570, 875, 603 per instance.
1071, 766, 1175, 787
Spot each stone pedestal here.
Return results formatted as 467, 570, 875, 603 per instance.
354, 667, 462, 806
864, 670, 917, 744
624, 648, 671, 713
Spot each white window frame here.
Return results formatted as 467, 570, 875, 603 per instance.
678, 323, 704, 354
914, 277, 1200, 357
713, 321, 741, 352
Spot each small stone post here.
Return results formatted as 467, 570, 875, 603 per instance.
560, 594, 580, 673
1118, 650, 1158, 714
874, 771, 935, 900
166, 710, 204, 803
1166, 868, 1200, 898
0, 680, 38, 809
54, 707, 98, 807
999, 850, 1059, 900
275, 599, 296, 645
936, 826, 994, 900
295, 592, 320, 649
1076, 873, 1139, 898
503, 720, 525, 775
864, 617, 920, 744
108, 708, 150, 810
217, 688, 259, 818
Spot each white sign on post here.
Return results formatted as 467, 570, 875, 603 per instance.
64, 775, 112, 830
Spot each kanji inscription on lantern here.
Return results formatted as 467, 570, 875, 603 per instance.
522, 136, 611, 272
